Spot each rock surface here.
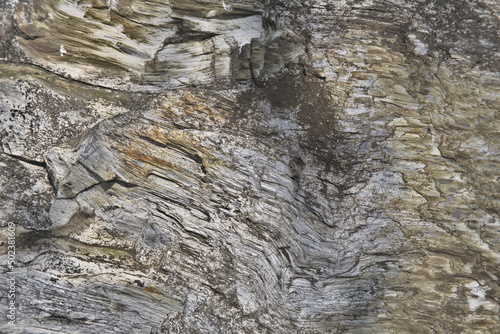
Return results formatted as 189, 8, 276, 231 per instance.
1, 0, 499, 333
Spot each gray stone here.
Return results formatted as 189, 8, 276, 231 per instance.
0, 0, 499, 333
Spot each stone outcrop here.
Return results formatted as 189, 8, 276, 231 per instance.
1, 0, 499, 333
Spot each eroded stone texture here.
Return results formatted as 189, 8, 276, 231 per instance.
11, 0, 264, 90
0, 0, 499, 333
0, 60, 155, 232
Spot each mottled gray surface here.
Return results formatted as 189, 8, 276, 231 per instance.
1, 0, 499, 333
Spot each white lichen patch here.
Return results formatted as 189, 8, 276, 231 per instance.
464, 280, 492, 311
222, 0, 233, 12
60, 44, 66, 56
408, 34, 427, 55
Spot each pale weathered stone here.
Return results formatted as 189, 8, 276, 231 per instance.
1, 0, 499, 333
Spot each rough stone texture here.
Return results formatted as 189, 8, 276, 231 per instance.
10, 0, 264, 90
1, 0, 499, 333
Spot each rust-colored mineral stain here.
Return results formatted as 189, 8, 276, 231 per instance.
145, 285, 163, 294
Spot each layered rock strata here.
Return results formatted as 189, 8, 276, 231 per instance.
1, 0, 499, 333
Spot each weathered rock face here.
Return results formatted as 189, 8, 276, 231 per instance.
1, 0, 499, 333
11, 0, 264, 90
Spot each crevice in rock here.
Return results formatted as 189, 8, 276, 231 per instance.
5, 61, 125, 92
2, 151, 47, 168
139, 135, 208, 175
63, 177, 138, 200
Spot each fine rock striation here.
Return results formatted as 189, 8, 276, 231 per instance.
11, 0, 264, 90
1, 0, 500, 333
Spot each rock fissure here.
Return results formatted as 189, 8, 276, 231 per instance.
1, 0, 499, 333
